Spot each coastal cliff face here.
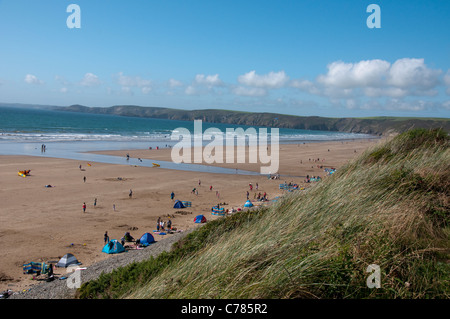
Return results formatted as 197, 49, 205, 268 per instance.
57, 104, 450, 136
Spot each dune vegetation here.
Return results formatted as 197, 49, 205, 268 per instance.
77, 128, 449, 299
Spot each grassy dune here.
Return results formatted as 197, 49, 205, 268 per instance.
78, 128, 449, 299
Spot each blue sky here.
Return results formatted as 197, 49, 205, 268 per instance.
0, 0, 449, 118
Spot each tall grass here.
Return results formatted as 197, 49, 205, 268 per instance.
79, 128, 449, 299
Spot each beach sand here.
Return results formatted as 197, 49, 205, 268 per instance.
0, 138, 380, 292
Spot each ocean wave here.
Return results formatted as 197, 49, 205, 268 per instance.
0, 132, 174, 143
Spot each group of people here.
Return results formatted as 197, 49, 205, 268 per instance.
255, 192, 268, 201
157, 216, 172, 232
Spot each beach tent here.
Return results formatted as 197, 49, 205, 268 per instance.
139, 233, 155, 246
194, 215, 207, 223
244, 200, 253, 207
55, 253, 80, 268
102, 239, 125, 254
173, 200, 185, 209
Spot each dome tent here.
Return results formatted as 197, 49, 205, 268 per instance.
244, 200, 253, 207
55, 253, 81, 268
102, 239, 125, 254
173, 200, 185, 208
194, 215, 207, 223
139, 232, 155, 246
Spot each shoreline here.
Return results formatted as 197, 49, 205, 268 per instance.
0, 138, 381, 295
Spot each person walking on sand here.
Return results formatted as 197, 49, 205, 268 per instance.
94, 198, 97, 207
83, 176, 86, 183
113, 204, 116, 211
104, 231, 109, 244
82, 202, 86, 213
170, 191, 175, 201
129, 189, 133, 199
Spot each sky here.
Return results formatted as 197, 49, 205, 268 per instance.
0, 0, 449, 118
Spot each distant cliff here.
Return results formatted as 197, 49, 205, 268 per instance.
56, 104, 450, 136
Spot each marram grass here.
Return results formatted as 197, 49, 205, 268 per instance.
78, 128, 449, 299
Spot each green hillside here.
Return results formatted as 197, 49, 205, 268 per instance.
58, 104, 450, 136
78, 128, 449, 299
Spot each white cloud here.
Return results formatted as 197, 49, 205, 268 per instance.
289, 79, 320, 95
194, 74, 224, 87
115, 72, 152, 94
444, 70, 450, 95
168, 78, 183, 88
185, 85, 198, 95
238, 70, 289, 88
232, 86, 267, 97
317, 59, 390, 89
24, 74, 44, 85
314, 58, 442, 99
80, 73, 101, 87
443, 100, 450, 110
387, 58, 441, 90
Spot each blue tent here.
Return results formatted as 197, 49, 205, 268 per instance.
194, 215, 207, 223
102, 239, 125, 254
139, 233, 155, 246
173, 200, 185, 208
244, 200, 253, 207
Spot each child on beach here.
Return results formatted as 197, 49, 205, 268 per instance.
82, 202, 86, 213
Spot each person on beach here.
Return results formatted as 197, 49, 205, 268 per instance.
83, 176, 86, 183
113, 204, 116, 211
104, 231, 109, 244
94, 198, 97, 207
82, 202, 86, 213
167, 217, 172, 230
129, 189, 133, 198
170, 191, 175, 200
157, 217, 161, 231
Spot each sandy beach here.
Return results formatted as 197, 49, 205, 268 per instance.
0, 138, 380, 292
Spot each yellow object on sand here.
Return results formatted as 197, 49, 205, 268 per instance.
152, 163, 160, 167
18, 170, 31, 177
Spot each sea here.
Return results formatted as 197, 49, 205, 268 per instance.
0, 106, 375, 175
